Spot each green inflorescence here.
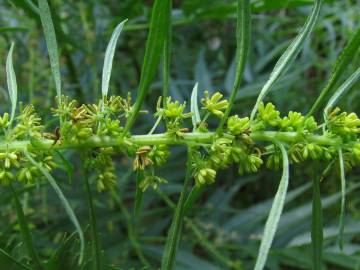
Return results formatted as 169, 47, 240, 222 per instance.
1, 90, 360, 192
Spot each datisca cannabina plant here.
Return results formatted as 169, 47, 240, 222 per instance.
1, 0, 359, 269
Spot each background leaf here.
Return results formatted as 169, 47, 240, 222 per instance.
101, 19, 127, 99
324, 67, 360, 116
38, 0, 61, 98
0, 248, 34, 270
6, 43, 17, 125
218, 0, 251, 131
308, 27, 360, 115
250, 0, 322, 121
190, 83, 201, 129
124, 0, 171, 133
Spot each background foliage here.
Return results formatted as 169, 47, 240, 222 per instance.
0, 0, 360, 269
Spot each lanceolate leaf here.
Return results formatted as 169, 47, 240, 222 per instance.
190, 83, 201, 129
324, 67, 360, 117
337, 148, 346, 250
6, 43, 17, 125
124, 0, 171, 134
218, 0, 250, 132
250, 0, 322, 122
101, 19, 127, 99
162, 0, 172, 106
38, 0, 62, 98
311, 175, 323, 270
308, 27, 360, 116
254, 142, 289, 270
24, 151, 84, 264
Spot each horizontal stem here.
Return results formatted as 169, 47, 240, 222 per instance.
0, 131, 344, 152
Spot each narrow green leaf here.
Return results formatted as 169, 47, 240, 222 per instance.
308, 27, 360, 116
218, 0, 250, 132
190, 83, 201, 129
324, 67, 360, 117
101, 19, 127, 99
6, 43, 17, 125
162, 0, 172, 107
0, 248, 34, 270
134, 170, 144, 218
161, 149, 192, 270
24, 151, 84, 264
38, 0, 61, 98
254, 142, 289, 270
337, 148, 346, 250
124, 0, 171, 134
311, 175, 323, 270
250, 0, 322, 122
10, 184, 42, 270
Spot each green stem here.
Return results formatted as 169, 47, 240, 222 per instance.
311, 175, 323, 270
161, 149, 192, 270
10, 184, 43, 270
134, 170, 144, 218
83, 169, 101, 270
0, 131, 345, 152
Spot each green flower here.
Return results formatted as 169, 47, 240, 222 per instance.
97, 171, 117, 192
148, 144, 169, 167
52, 95, 78, 120
351, 143, 360, 164
227, 115, 250, 135
139, 175, 168, 191
164, 97, 191, 119
0, 151, 19, 169
201, 91, 229, 118
288, 143, 305, 163
280, 111, 304, 131
257, 102, 281, 127
302, 143, 332, 160
194, 168, 216, 186
0, 170, 14, 185
99, 119, 122, 136
208, 138, 232, 169
304, 116, 318, 132
266, 148, 282, 170
328, 108, 360, 140
14, 105, 43, 139
18, 166, 38, 184
238, 154, 263, 175
0, 113, 9, 129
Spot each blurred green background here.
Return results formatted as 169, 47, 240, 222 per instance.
0, 0, 360, 269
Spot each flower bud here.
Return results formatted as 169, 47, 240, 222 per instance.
194, 168, 216, 186
227, 116, 250, 135
201, 91, 229, 118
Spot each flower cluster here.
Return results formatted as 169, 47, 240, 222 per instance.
2, 89, 360, 192
0, 106, 55, 185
